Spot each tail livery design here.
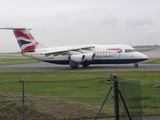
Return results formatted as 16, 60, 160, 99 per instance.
2, 28, 38, 55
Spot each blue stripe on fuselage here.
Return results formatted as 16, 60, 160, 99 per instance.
43, 58, 148, 65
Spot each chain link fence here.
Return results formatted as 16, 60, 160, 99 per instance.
0, 76, 160, 120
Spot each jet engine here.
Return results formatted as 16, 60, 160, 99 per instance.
84, 52, 95, 61
69, 54, 85, 63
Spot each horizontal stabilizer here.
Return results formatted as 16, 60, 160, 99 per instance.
0, 27, 31, 30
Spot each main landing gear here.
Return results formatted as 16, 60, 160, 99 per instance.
134, 63, 139, 68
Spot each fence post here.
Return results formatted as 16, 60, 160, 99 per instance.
112, 74, 119, 120
159, 90, 160, 99
20, 78, 25, 120
95, 87, 113, 120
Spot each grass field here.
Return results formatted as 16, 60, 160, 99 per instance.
0, 71, 160, 119
0, 71, 160, 82
144, 59, 160, 64
0, 55, 160, 119
0, 57, 39, 65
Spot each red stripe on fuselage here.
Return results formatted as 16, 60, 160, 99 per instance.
107, 48, 122, 50
13, 31, 34, 40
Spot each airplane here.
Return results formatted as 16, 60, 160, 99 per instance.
1, 27, 148, 69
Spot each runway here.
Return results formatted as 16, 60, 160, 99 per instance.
0, 62, 160, 72
0, 48, 160, 72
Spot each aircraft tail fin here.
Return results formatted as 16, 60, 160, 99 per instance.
1, 27, 43, 55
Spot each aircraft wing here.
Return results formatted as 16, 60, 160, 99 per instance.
40, 45, 95, 57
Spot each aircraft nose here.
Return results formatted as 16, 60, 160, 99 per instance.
143, 54, 148, 59
133, 52, 149, 63
140, 53, 149, 60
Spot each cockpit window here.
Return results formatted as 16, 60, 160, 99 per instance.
125, 49, 137, 53
132, 49, 137, 52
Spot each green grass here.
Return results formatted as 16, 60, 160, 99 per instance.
0, 71, 159, 98
0, 71, 160, 82
0, 71, 160, 118
0, 58, 39, 66
144, 59, 160, 64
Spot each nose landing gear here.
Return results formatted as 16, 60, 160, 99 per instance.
134, 63, 139, 68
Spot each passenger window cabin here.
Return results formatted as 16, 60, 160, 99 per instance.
95, 50, 111, 54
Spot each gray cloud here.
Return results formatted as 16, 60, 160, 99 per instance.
126, 17, 155, 27
0, 0, 160, 52
101, 16, 119, 26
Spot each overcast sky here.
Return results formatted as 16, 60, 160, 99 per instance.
0, 0, 160, 52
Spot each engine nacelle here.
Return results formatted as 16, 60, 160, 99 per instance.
84, 52, 95, 61
69, 54, 85, 63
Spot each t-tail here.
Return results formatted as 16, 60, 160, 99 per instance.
1, 28, 41, 55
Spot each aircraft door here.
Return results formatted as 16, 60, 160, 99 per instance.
114, 49, 122, 58
115, 52, 120, 58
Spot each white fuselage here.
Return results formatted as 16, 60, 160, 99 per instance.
24, 44, 148, 65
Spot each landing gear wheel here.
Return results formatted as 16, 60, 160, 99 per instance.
82, 62, 90, 68
82, 64, 90, 68
134, 63, 139, 68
